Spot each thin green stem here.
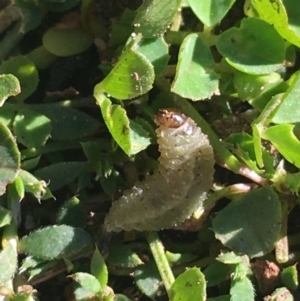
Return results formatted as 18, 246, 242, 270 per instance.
173, 255, 215, 276
170, 10, 182, 32
164, 30, 191, 45
201, 25, 217, 46
2, 180, 22, 292
32, 97, 97, 109
255, 95, 282, 126
275, 196, 293, 263
21, 141, 81, 160
205, 183, 255, 209
145, 231, 175, 298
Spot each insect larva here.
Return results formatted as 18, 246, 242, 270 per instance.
104, 109, 215, 232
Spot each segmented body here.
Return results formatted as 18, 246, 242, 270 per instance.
104, 109, 215, 232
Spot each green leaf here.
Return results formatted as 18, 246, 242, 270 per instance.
262, 124, 300, 168
13, 108, 51, 148
7, 177, 24, 223
34, 161, 86, 191
172, 267, 206, 301
284, 171, 300, 194
171, 33, 219, 100
225, 132, 275, 177
207, 296, 230, 301
70, 272, 101, 294
249, 81, 288, 112
216, 18, 285, 74
91, 247, 108, 288
99, 170, 119, 197
217, 252, 246, 265
95, 97, 151, 156
203, 261, 229, 287
19, 225, 92, 260
35, 104, 101, 141
233, 71, 281, 101
26, 46, 58, 70
188, 0, 236, 27
0, 242, 18, 285
15, 0, 42, 32
251, 0, 288, 28
134, 261, 161, 298
107, 242, 143, 268
0, 103, 16, 127
280, 265, 299, 292
251, 0, 300, 47
136, 37, 170, 77
165, 251, 198, 266
21, 156, 41, 171
283, 0, 300, 38
0, 206, 12, 228
18, 169, 48, 200
56, 196, 86, 227
0, 74, 20, 106
0, 122, 20, 196
267, 287, 294, 300
114, 295, 134, 301
0, 56, 39, 101
20, 256, 59, 280
109, 9, 135, 47
271, 70, 300, 124
20, 255, 45, 271
75, 170, 92, 192
10, 291, 37, 301
82, 139, 112, 179
95, 48, 155, 100
42, 27, 93, 57
230, 277, 255, 301
133, 0, 182, 38
212, 187, 281, 258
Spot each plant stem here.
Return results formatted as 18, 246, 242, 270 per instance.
173, 255, 215, 276
145, 231, 175, 298
275, 197, 290, 263
164, 30, 191, 45
205, 183, 255, 208
201, 25, 217, 46
21, 141, 81, 160
0, 21, 24, 61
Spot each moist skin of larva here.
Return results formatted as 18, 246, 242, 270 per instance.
104, 109, 215, 232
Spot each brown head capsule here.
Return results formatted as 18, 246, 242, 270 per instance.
154, 108, 188, 128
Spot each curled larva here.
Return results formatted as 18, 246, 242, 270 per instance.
104, 109, 215, 232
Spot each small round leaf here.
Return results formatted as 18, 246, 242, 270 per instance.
13, 108, 51, 148
133, 0, 182, 38
94, 96, 151, 156
216, 18, 285, 74
212, 187, 281, 258
189, 0, 236, 28
0, 56, 39, 101
171, 33, 219, 100
95, 49, 155, 100
43, 27, 93, 57
172, 267, 206, 301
